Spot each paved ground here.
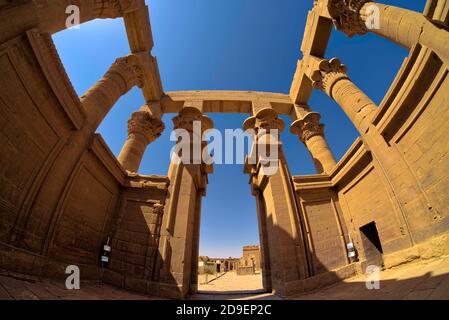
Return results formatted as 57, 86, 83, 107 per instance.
291, 256, 449, 300
198, 271, 264, 293
1, 256, 448, 300
198, 272, 226, 285
0, 271, 158, 300
195, 271, 266, 299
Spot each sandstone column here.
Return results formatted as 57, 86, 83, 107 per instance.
327, 0, 449, 64
308, 57, 377, 135
117, 107, 164, 173
306, 55, 439, 244
155, 106, 213, 298
81, 55, 144, 132
291, 111, 337, 174
244, 107, 311, 296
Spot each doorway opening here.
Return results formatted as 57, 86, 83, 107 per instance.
194, 114, 269, 296
359, 221, 384, 267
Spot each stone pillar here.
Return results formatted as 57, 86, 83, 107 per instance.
155, 106, 213, 298
117, 107, 164, 173
327, 1, 449, 64
291, 111, 337, 174
81, 55, 144, 133
244, 107, 311, 297
308, 57, 377, 135
307, 56, 439, 245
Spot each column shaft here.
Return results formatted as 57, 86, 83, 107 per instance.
331, 78, 377, 133
291, 111, 337, 174
305, 135, 337, 173
328, 1, 449, 64
81, 56, 143, 133
117, 133, 149, 172
307, 56, 438, 244
362, 2, 449, 63
155, 107, 213, 298
244, 108, 311, 296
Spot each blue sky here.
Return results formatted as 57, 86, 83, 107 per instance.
53, 0, 427, 258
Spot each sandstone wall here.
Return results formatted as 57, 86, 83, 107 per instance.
0, 28, 169, 284
378, 46, 449, 242
293, 177, 348, 275
292, 43, 449, 275
104, 175, 168, 289
47, 135, 123, 273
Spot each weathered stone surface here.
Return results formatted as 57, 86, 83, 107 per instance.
0, 0, 448, 301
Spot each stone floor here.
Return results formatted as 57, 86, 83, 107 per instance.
195, 271, 266, 299
1, 256, 448, 300
197, 272, 226, 285
291, 256, 449, 300
0, 271, 158, 300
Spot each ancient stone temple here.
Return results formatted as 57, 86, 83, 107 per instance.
0, 0, 448, 299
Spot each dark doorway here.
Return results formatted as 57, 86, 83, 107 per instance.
359, 222, 384, 267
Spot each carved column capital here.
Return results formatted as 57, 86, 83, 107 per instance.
327, 0, 371, 37
118, 108, 164, 172
243, 108, 285, 133
128, 110, 165, 144
106, 55, 144, 92
290, 112, 324, 143
172, 107, 213, 134
309, 57, 349, 98
290, 111, 336, 174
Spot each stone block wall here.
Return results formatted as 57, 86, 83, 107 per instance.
293, 176, 349, 275
107, 175, 168, 283
0, 28, 170, 285
331, 141, 412, 268
47, 136, 123, 270
380, 48, 449, 242
0, 31, 81, 251
292, 42, 449, 278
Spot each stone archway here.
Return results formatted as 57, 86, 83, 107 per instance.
142, 94, 325, 298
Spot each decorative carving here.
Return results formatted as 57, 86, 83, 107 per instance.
128, 110, 165, 144
106, 56, 144, 92
27, 30, 86, 129
327, 0, 370, 37
290, 112, 324, 143
153, 203, 165, 215
93, 0, 140, 18
243, 108, 285, 134
310, 58, 349, 97
39, 33, 82, 108
172, 107, 213, 134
